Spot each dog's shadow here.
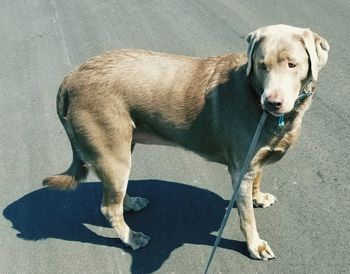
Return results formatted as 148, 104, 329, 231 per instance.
3, 180, 247, 273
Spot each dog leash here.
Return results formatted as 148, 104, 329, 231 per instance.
204, 111, 268, 274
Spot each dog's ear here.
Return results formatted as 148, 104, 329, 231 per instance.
302, 29, 330, 81
246, 29, 261, 76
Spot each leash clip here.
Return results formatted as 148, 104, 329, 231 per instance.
278, 115, 285, 128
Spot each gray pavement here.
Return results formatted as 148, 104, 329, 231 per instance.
1, 1, 349, 273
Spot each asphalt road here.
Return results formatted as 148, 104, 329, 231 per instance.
1, 1, 349, 273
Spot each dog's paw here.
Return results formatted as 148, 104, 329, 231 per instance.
253, 192, 277, 208
125, 231, 151, 250
124, 197, 150, 212
248, 239, 275, 261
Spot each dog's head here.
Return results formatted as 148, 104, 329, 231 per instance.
246, 24, 329, 116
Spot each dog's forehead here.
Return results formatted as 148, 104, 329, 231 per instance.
259, 25, 304, 47
257, 25, 306, 60
259, 36, 304, 55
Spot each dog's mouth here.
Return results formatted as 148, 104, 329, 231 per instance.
263, 108, 284, 117
261, 101, 288, 117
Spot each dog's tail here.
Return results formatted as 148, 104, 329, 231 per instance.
42, 82, 89, 190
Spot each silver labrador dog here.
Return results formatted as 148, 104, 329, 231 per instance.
43, 24, 329, 260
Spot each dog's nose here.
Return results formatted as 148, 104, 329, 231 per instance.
266, 96, 283, 109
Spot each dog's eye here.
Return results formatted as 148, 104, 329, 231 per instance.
288, 62, 296, 68
259, 63, 268, 71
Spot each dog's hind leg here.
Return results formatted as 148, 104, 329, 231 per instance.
97, 142, 150, 249
123, 142, 150, 212
252, 170, 277, 208
71, 110, 150, 250
96, 150, 150, 250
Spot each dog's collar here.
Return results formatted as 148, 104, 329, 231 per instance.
278, 81, 314, 128
294, 81, 314, 107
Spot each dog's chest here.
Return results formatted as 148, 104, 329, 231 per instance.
256, 146, 288, 166
255, 125, 299, 167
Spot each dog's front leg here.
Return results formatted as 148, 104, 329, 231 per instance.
252, 169, 277, 208
233, 170, 275, 260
